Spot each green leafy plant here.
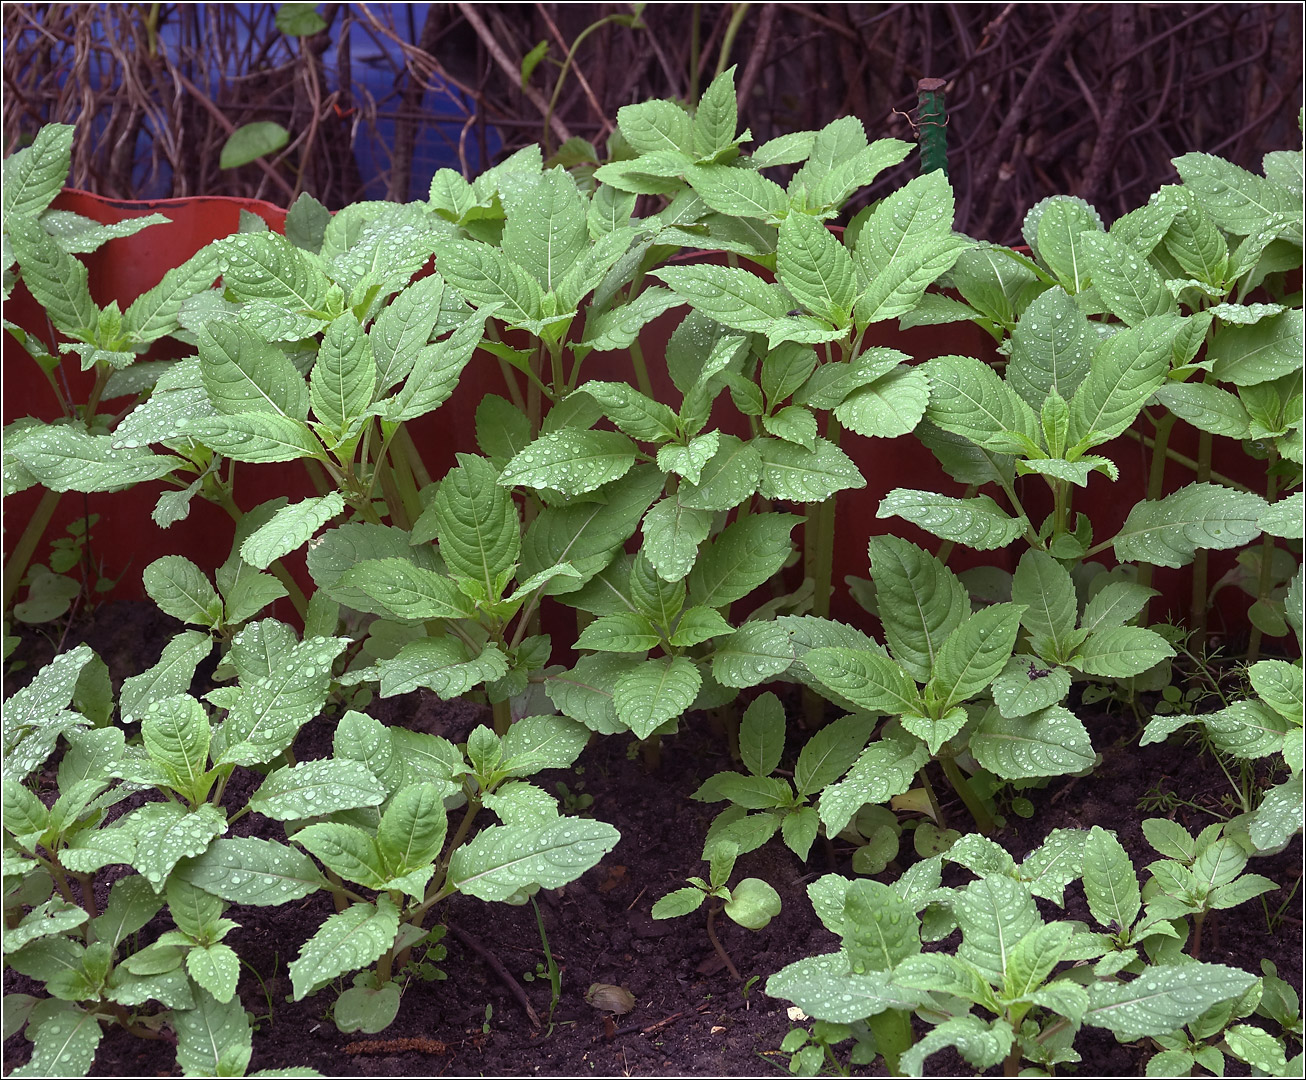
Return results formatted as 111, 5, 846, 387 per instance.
766, 826, 1276, 1078
1142, 571, 1303, 854
651, 839, 781, 981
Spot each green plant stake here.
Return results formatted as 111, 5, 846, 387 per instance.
915, 78, 948, 177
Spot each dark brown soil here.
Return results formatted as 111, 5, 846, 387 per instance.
4, 602, 1302, 1077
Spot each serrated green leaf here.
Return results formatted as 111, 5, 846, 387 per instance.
651, 887, 707, 919
377, 306, 493, 422
816, 727, 931, 834
336, 559, 472, 621
433, 452, 519, 592
900, 1014, 1014, 1077
450, 817, 620, 901
1082, 826, 1141, 933
366, 639, 508, 700
740, 692, 786, 777
250, 759, 384, 822
689, 164, 787, 220
954, 874, 1042, 987
613, 656, 701, 739
142, 556, 223, 628
834, 365, 930, 439
130, 802, 227, 892
711, 620, 797, 688
7, 218, 98, 337
805, 647, 921, 715
581, 287, 682, 353
767, 952, 927, 1024
1012, 550, 1078, 661
9, 999, 102, 1080
1111, 483, 1267, 568
795, 714, 874, 796
1005, 287, 1097, 408
1208, 309, 1304, 387
518, 467, 662, 593
576, 381, 679, 443
878, 489, 1025, 551
778, 211, 855, 322
930, 603, 1024, 710
867, 535, 965, 684
576, 611, 660, 652
500, 429, 635, 495
669, 605, 734, 647
1080, 232, 1174, 325
1027, 195, 1104, 291
652, 264, 789, 332
1070, 625, 1174, 678
289, 897, 399, 999
970, 704, 1094, 779
11, 425, 180, 494
853, 170, 969, 324
678, 434, 760, 511
181, 410, 322, 463
1174, 152, 1294, 234
618, 99, 693, 154
1086, 963, 1258, 1040
3, 124, 73, 225
239, 492, 343, 570
175, 837, 326, 906
140, 694, 211, 798
693, 66, 739, 157
218, 635, 347, 765
641, 497, 713, 582
755, 436, 864, 502
688, 513, 799, 609
925, 353, 1037, 453
310, 313, 375, 435
990, 655, 1071, 719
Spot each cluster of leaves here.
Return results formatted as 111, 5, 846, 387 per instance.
2, 76, 1301, 1078
2, 626, 614, 1069
766, 824, 1299, 1077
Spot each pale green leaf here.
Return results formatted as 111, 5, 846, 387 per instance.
1111, 483, 1267, 568
878, 490, 1025, 551
970, 705, 1095, 779
289, 897, 399, 999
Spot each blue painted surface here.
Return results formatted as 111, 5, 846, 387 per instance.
11, 3, 501, 203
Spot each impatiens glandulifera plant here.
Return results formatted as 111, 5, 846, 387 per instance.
2, 123, 177, 617
765, 826, 1277, 1078
904, 129, 1303, 657
801, 535, 1094, 834
1141, 568, 1303, 854
2, 630, 619, 1070
650, 838, 781, 982
2, 646, 326, 1078
691, 693, 873, 866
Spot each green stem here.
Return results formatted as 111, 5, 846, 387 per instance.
715, 3, 751, 77
867, 1008, 914, 1077
1135, 412, 1178, 617
916, 767, 947, 829
395, 425, 432, 491
628, 338, 655, 400
385, 432, 424, 525
527, 341, 544, 440
1189, 428, 1214, 645
491, 697, 513, 737
939, 756, 996, 835
542, 13, 627, 158
213, 489, 309, 619
1246, 447, 1281, 664
3, 488, 62, 610
705, 902, 742, 981
802, 415, 842, 727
